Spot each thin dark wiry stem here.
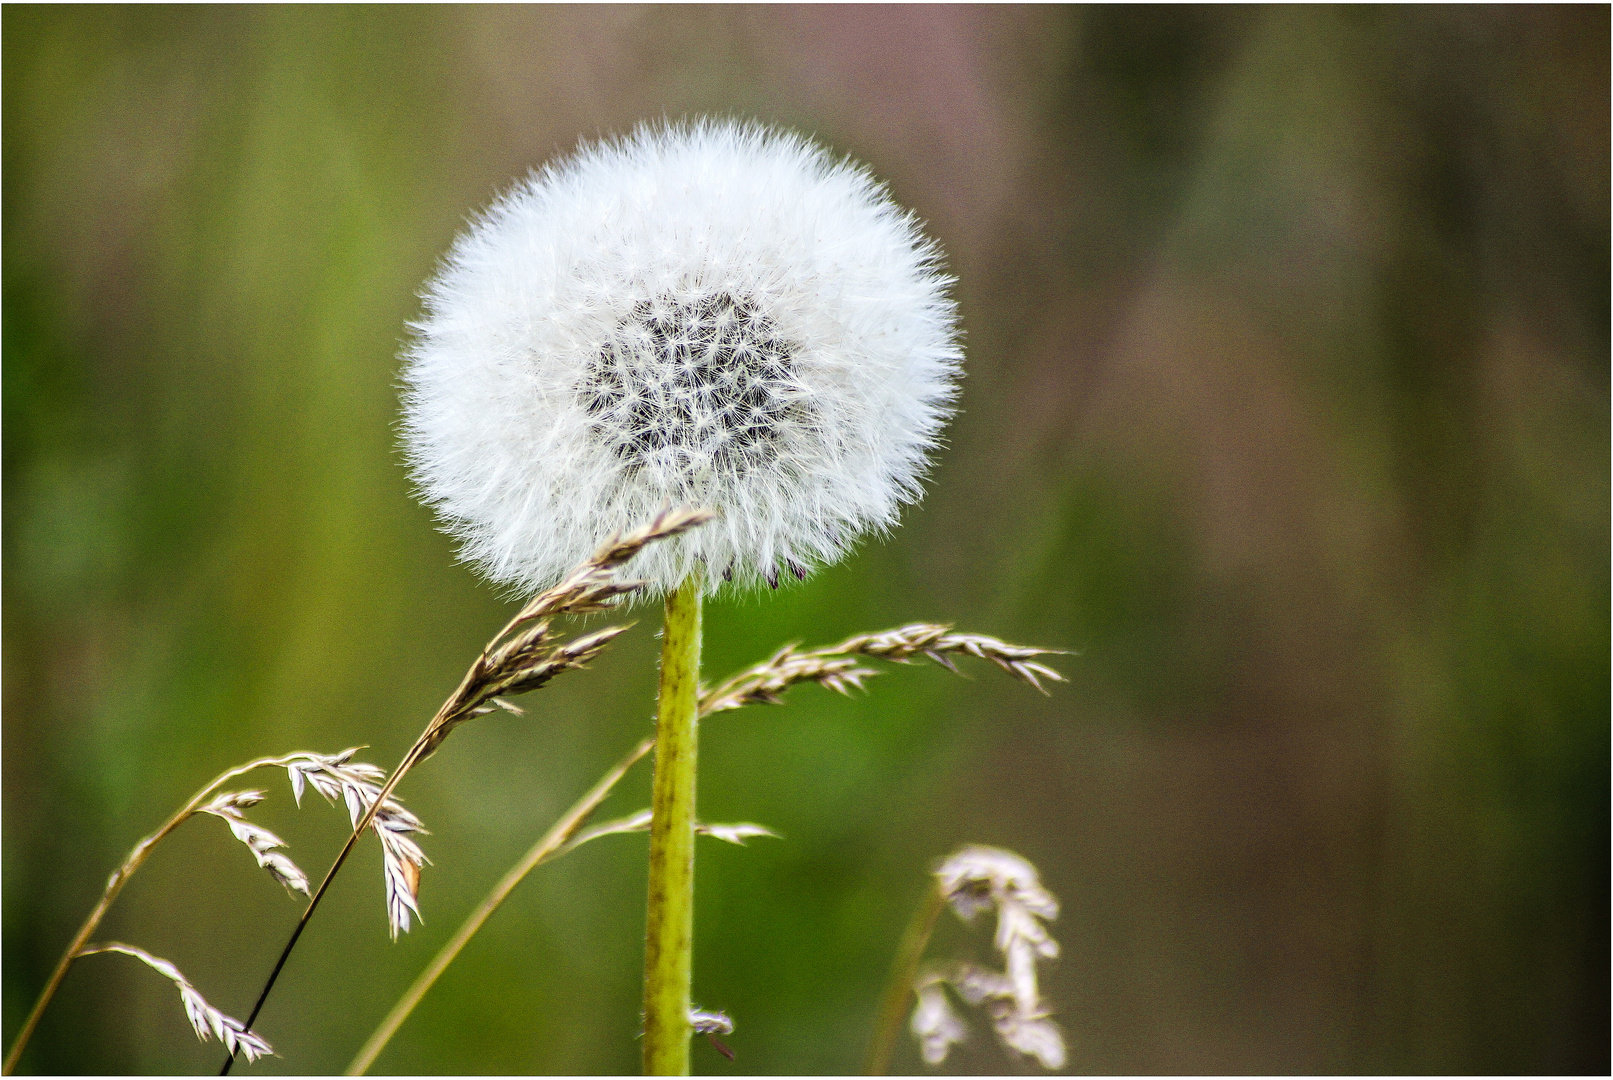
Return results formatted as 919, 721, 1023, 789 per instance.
339, 617, 1064, 1075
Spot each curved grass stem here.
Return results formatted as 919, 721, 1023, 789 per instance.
220, 507, 706, 1075
864, 882, 947, 1076
218, 745, 423, 1075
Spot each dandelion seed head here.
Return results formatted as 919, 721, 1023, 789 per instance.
403, 118, 961, 596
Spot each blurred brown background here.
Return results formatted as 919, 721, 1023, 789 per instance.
4, 5, 1607, 1074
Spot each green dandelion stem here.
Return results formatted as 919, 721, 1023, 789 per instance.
642, 575, 703, 1075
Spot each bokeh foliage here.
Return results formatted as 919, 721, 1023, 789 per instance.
4, 6, 1606, 1074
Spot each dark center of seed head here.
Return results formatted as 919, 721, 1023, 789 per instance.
580, 293, 805, 471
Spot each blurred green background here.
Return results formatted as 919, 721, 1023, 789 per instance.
4, 5, 1607, 1075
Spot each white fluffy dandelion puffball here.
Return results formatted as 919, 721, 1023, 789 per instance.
402, 120, 962, 597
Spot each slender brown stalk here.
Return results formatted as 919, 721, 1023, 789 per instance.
342, 639, 778, 1073
864, 883, 947, 1076
77, 943, 274, 1064
345, 735, 654, 1076
3, 754, 298, 1076
218, 748, 414, 1074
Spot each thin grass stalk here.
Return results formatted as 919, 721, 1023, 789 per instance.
344, 633, 775, 1074
642, 576, 702, 1075
345, 735, 655, 1076
220, 640, 561, 1074
220, 664, 503, 1071
864, 882, 947, 1075
3, 753, 304, 1076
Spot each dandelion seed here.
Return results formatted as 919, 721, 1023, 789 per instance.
690, 1007, 737, 1061
402, 119, 961, 596
688, 1008, 733, 1036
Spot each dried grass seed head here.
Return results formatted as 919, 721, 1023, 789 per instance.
919, 845, 1067, 1071
936, 844, 1059, 926
403, 118, 962, 597
910, 973, 970, 1066
199, 790, 310, 897
80, 944, 273, 1064
283, 748, 431, 938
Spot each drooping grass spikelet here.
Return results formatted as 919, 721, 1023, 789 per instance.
281, 749, 433, 938
2, 741, 440, 1078
198, 791, 311, 897
910, 846, 1066, 1071
910, 977, 969, 1067
77, 944, 273, 1064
